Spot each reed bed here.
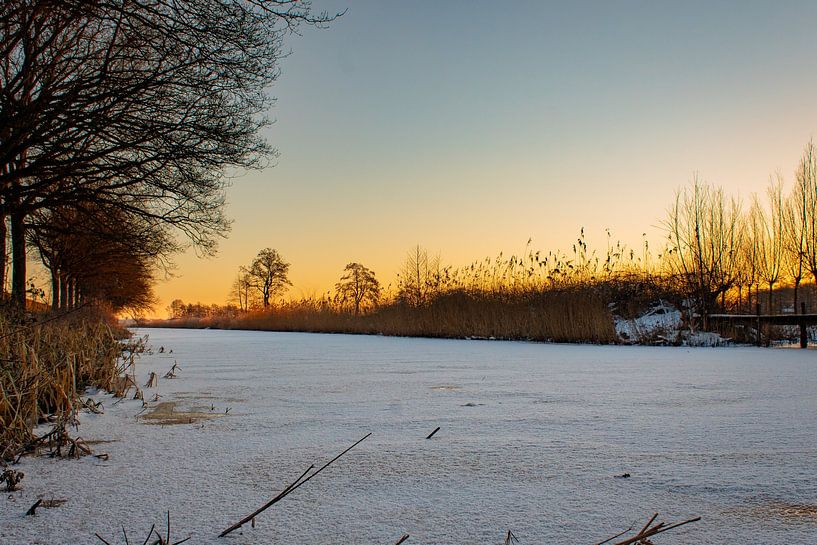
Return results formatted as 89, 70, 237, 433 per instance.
0, 310, 127, 461
152, 286, 620, 343
150, 233, 693, 342
155, 224, 817, 343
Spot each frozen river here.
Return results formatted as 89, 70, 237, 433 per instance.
3, 328, 817, 544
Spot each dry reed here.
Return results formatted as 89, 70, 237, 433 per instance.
149, 287, 619, 343
0, 310, 128, 461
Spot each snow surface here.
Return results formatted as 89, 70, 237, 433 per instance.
614, 302, 732, 346
615, 302, 684, 344
3, 328, 817, 544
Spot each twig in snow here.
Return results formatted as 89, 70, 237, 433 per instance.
25, 499, 42, 516
95, 512, 189, 545
426, 427, 440, 439
218, 464, 313, 538
394, 534, 410, 545
593, 512, 700, 545
82, 398, 104, 414
141, 524, 155, 545
164, 362, 180, 379
219, 432, 372, 537
592, 523, 633, 545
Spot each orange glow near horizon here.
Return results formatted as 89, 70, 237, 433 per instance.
134, 3, 817, 317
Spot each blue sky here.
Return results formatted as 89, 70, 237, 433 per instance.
151, 1, 817, 313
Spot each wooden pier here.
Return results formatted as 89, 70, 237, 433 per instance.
709, 303, 816, 348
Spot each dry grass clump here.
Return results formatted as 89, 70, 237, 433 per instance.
0, 309, 128, 461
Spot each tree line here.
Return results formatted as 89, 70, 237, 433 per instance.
170, 142, 817, 330
1, 1, 334, 314
665, 142, 817, 325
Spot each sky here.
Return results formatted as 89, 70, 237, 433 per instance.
146, 0, 817, 317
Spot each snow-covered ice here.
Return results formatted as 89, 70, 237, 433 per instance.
2, 328, 817, 544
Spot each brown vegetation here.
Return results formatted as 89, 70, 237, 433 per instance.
0, 308, 134, 461
168, 288, 616, 343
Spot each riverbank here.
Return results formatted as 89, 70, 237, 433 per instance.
145, 289, 620, 344
139, 302, 817, 348
0, 309, 130, 462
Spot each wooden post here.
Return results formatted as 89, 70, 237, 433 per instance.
756, 303, 762, 347
801, 302, 808, 349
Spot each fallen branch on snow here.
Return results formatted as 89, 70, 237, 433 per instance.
593, 512, 701, 545
219, 432, 372, 538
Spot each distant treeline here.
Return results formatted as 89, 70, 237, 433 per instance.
150, 142, 817, 343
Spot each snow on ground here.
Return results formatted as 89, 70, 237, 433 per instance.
614, 301, 731, 346
2, 329, 817, 545
615, 301, 684, 344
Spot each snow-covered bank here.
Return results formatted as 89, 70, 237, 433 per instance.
614, 301, 731, 346
3, 329, 817, 544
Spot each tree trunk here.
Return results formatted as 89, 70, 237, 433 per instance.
737, 285, 742, 313
746, 285, 751, 314
60, 275, 68, 310
793, 278, 800, 311
0, 213, 6, 299
51, 269, 60, 310
10, 212, 26, 308
768, 282, 774, 315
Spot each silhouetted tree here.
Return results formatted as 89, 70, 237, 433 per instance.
786, 143, 814, 309
0, 1, 338, 306
230, 266, 256, 312
793, 142, 817, 300
397, 246, 441, 307
28, 204, 175, 312
335, 262, 380, 315
750, 179, 785, 313
248, 248, 291, 308
664, 178, 743, 327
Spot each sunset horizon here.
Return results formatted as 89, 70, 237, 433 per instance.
146, 0, 817, 317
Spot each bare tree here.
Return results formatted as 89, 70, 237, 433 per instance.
247, 248, 291, 308
793, 142, 817, 304
28, 204, 171, 312
733, 213, 758, 313
663, 178, 743, 327
397, 246, 441, 307
230, 266, 256, 312
749, 179, 785, 313
167, 299, 186, 319
786, 144, 815, 311
335, 262, 380, 315
0, 1, 338, 306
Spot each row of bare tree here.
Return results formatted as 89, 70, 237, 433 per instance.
665, 142, 817, 323
1, 1, 333, 313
